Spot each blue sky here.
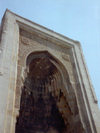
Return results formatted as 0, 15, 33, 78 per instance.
0, 0, 100, 107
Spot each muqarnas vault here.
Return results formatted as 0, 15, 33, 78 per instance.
0, 10, 100, 133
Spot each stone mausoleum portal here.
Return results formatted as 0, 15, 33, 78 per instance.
0, 10, 100, 133
15, 52, 83, 133
0, 9, 100, 133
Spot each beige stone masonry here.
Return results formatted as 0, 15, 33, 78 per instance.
0, 9, 99, 133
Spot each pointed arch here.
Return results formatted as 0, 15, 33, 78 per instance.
15, 51, 84, 133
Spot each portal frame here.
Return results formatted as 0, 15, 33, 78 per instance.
0, 9, 99, 133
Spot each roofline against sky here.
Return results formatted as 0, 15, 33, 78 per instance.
3, 9, 81, 47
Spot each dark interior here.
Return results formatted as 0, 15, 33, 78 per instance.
15, 52, 83, 133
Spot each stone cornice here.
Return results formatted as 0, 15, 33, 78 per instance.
5, 9, 81, 49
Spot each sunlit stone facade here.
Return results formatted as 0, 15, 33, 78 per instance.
0, 10, 100, 133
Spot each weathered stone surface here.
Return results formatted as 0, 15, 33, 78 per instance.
0, 9, 100, 133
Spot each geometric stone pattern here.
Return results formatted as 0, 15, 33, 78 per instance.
0, 9, 100, 133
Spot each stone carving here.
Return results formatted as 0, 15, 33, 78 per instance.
21, 36, 30, 45
0, 10, 100, 133
15, 52, 84, 133
62, 54, 70, 62
20, 29, 46, 46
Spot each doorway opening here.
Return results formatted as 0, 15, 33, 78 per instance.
15, 51, 83, 133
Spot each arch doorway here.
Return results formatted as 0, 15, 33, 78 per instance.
15, 51, 84, 133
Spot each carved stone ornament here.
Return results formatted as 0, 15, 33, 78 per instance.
62, 54, 70, 62
21, 36, 30, 45
0, 10, 99, 133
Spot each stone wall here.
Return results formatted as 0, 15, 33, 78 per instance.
0, 10, 99, 133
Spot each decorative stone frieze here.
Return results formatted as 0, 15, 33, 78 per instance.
0, 9, 100, 133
